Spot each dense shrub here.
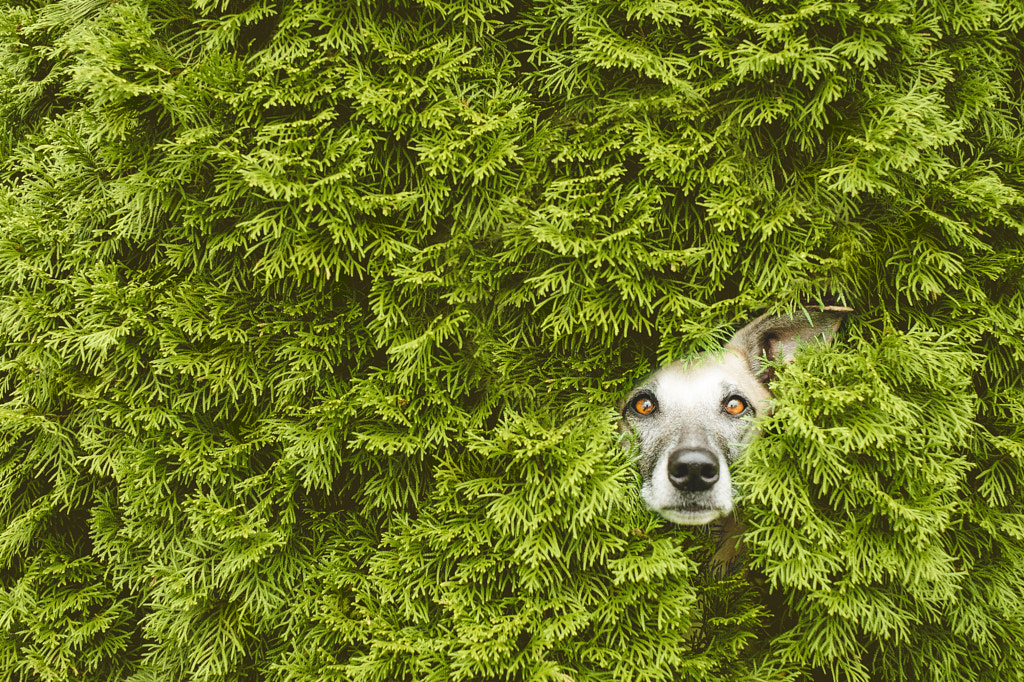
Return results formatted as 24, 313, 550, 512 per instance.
0, 0, 1022, 679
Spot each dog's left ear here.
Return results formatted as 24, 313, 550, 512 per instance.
727, 308, 850, 385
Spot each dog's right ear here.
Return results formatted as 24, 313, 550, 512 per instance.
726, 308, 850, 385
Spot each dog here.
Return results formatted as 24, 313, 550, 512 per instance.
621, 309, 849, 569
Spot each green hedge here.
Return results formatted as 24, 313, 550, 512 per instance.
1, 0, 1023, 679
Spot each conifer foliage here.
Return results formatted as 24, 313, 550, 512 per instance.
0, 0, 1022, 679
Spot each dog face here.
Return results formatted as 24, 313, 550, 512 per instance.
622, 311, 847, 525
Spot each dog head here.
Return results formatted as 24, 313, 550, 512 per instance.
621, 310, 847, 525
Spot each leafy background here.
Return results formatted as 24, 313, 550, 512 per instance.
0, 0, 1022, 679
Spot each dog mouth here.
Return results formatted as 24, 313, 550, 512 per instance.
656, 503, 728, 526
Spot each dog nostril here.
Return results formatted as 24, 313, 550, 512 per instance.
666, 450, 720, 492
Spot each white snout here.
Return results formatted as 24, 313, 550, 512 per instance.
641, 450, 734, 525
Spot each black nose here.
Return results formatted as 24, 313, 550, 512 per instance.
667, 450, 720, 492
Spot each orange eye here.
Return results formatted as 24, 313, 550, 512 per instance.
633, 396, 656, 415
725, 397, 747, 415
